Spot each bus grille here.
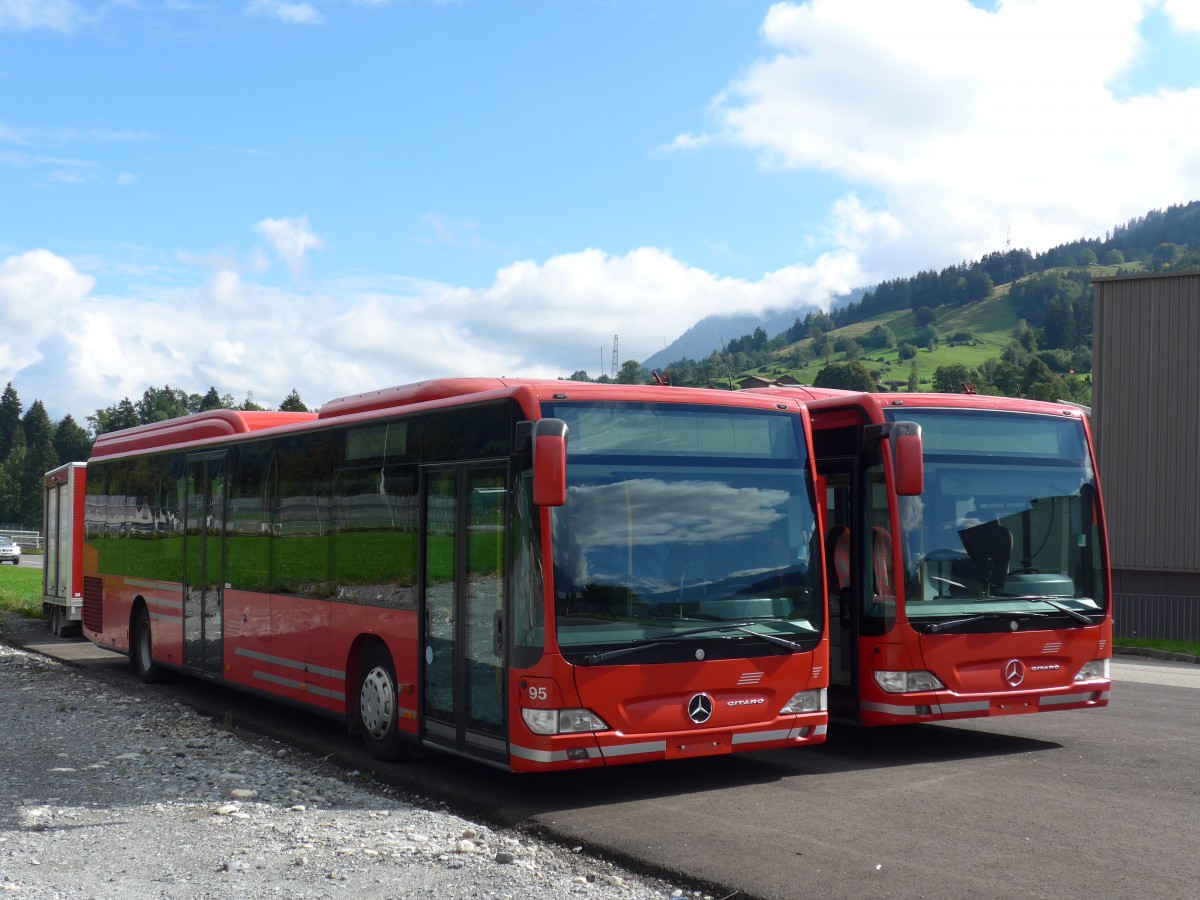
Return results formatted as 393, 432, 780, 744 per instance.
82, 577, 104, 633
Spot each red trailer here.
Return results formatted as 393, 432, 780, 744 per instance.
43, 462, 88, 637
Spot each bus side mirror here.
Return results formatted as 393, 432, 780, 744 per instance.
532, 418, 568, 507
892, 421, 924, 496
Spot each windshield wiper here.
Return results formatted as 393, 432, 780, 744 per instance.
999, 596, 1094, 626
579, 621, 805, 666
927, 611, 1050, 634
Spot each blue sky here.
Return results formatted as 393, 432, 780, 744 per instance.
3, 0, 1200, 424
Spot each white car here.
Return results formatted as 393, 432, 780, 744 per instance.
0, 536, 20, 564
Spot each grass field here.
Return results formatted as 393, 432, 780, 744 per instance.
0, 568, 44, 618
748, 292, 1032, 389
1114, 637, 1200, 657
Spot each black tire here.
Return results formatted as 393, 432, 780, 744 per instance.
356, 644, 405, 761
131, 606, 163, 684
49, 605, 62, 637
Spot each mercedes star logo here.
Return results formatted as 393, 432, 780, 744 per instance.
687, 692, 714, 724
1004, 658, 1025, 687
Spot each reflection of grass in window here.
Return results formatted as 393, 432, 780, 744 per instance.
468, 529, 502, 578
273, 535, 332, 594
92, 527, 502, 598
425, 534, 455, 585
333, 531, 417, 584
92, 534, 183, 581
226, 535, 271, 591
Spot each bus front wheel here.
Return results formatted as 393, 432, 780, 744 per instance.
357, 644, 404, 761
131, 607, 163, 684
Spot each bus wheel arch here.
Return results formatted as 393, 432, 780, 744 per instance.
130, 600, 163, 684
354, 640, 405, 761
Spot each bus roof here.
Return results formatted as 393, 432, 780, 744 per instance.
89, 409, 319, 459
89, 378, 808, 461
743, 385, 1085, 417
316, 377, 801, 420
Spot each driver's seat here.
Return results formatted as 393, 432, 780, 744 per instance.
959, 519, 1012, 593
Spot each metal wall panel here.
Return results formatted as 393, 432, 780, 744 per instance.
1113, 593, 1200, 643
1094, 272, 1200, 573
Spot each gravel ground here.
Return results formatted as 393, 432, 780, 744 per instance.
0, 631, 706, 900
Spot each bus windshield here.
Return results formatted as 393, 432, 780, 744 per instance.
888, 408, 1107, 631
543, 402, 822, 661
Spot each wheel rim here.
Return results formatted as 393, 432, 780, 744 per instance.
137, 620, 152, 671
359, 665, 396, 740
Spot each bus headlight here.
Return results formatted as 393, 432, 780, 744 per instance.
1074, 658, 1110, 682
874, 670, 945, 693
781, 688, 827, 714
521, 708, 609, 735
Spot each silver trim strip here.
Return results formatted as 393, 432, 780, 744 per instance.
862, 700, 929, 716
599, 740, 668, 759
234, 646, 345, 681
148, 611, 183, 625
509, 743, 595, 763
127, 579, 183, 594
939, 700, 991, 713
250, 670, 345, 701
1040, 691, 1099, 707
732, 728, 792, 746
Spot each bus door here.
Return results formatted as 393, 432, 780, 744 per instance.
183, 451, 226, 678
814, 418, 896, 720
421, 464, 509, 766
818, 453, 860, 713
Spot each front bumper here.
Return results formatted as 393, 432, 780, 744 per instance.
508, 711, 828, 772
860, 681, 1111, 725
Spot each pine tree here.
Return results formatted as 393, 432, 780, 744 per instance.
18, 401, 59, 528
0, 382, 23, 461
279, 389, 309, 412
53, 415, 93, 465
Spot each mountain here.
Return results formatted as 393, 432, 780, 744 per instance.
641, 289, 864, 372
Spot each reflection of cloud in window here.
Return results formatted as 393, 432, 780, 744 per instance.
569, 479, 788, 547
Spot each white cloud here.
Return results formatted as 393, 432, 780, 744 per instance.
1162, 0, 1200, 33
247, 0, 322, 25
3, 238, 862, 423
254, 215, 325, 278
0, 250, 95, 375
677, 0, 1200, 276
0, 0, 81, 31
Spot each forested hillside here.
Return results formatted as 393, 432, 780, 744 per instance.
570, 201, 1200, 401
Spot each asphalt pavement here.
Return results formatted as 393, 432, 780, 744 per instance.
5, 588, 1200, 900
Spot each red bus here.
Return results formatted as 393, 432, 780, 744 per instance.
81, 378, 829, 771
751, 387, 1111, 726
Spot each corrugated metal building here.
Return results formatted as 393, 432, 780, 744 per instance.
1093, 270, 1200, 640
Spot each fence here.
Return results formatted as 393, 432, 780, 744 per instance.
0, 530, 43, 550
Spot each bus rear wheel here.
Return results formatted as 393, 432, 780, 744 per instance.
357, 644, 404, 761
131, 607, 163, 684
